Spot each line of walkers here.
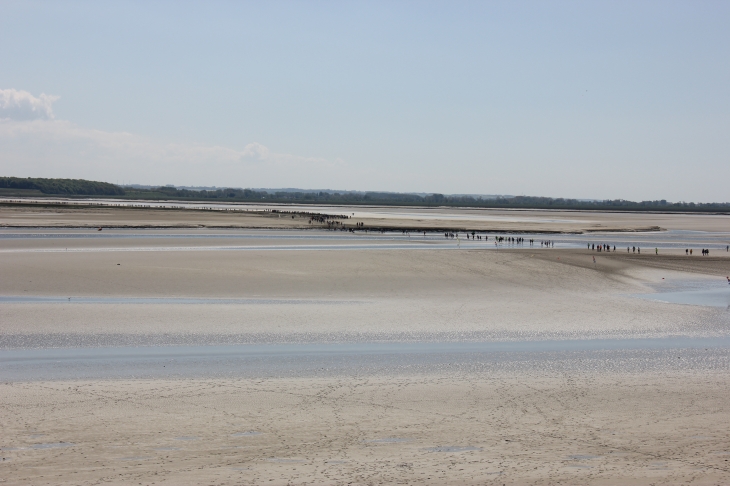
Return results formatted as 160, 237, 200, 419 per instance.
441, 233, 545, 247
589, 243, 617, 252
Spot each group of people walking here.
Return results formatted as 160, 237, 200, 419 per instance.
325, 225, 729, 258
437, 233, 554, 247
683, 248, 713, 255
590, 243, 617, 252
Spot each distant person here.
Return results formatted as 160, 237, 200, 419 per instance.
686, 249, 688, 255
727, 276, 730, 285
655, 248, 658, 255
638, 247, 641, 254
593, 256, 596, 264
690, 249, 693, 255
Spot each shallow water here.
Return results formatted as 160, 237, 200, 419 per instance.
1, 228, 729, 251
2, 338, 728, 381
5, 337, 729, 359
425, 446, 481, 453
30, 442, 74, 449
634, 289, 730, 308
633, 279, 730, 308
0, 296, 363, 305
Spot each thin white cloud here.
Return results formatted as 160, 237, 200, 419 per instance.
0, 89, 59, 121
0, 118, 348, 187
0, 89, 349, 186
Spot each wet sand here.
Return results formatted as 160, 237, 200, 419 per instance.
1, 245, 728, 345
1, 222, 729, 484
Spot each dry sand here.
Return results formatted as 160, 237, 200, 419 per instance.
1, 372, 729, 485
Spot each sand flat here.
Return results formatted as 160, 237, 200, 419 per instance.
1, 218, 729, 484
1, 372, 728, 485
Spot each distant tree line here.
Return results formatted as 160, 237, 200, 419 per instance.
0, 177, 125, 196
125, 186, 730, 212
2, 177, 729, 212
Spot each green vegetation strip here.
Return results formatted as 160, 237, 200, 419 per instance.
2, 177, 729, 212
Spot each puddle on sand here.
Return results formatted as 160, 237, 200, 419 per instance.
425, 446, 481, 453
31, 442, 74, 449
633, 279, 730, 308
567, 454, 601, 460
173, 436, 198, 441
232, 431, 262, 437
325, 460, 348, 464
267, 457, 306, 463
566, 464, 592, 469
0, 296, 362, 305
365, 438, 411, 444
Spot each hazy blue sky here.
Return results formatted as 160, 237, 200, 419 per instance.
1, 1, 728, 201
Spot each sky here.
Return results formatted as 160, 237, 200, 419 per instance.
0, 1, 728, 202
